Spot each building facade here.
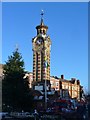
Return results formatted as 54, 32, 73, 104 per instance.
0, 64, 3, 77
27, 72, 80, 100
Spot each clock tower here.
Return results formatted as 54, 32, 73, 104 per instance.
32, 12, 51, 82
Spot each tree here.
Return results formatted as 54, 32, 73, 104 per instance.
2, 49, 31, 111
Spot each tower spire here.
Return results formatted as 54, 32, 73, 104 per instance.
40, 10, 44, 26
36, 10, 48, 35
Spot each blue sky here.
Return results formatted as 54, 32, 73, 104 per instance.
2, 2, 88, 91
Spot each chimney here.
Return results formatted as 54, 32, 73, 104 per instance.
61, 74, 64, 79
71, 78, 75, 84
77, 80, 80, 85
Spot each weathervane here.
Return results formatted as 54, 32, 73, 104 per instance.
41, 10, 44, 19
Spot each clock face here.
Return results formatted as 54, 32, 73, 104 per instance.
36, 38, 43, 45
35, 38, 43, 51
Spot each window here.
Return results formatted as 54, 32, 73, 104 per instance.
43, 30, 45, 34
56, 82, 59, 86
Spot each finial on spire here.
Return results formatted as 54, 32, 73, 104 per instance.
41, 10, 44, 19
40, 10, 44, 26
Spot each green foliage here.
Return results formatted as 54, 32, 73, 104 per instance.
2, 49, 33, 112
3, 50, 24, 77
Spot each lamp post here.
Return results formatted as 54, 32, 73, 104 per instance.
45, 79, 47, 111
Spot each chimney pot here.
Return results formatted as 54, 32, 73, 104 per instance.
61, 75, 64, 79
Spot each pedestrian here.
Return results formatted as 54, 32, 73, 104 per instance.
34, 109, 38, 115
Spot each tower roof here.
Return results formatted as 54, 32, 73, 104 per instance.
36, 18, 48, 30
36, 10, 48, 30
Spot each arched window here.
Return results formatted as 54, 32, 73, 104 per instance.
43, 30, 45, 34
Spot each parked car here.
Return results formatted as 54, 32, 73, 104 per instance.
0, 112, 10, 119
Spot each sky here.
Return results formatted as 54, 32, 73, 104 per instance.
2, 2, 88, 92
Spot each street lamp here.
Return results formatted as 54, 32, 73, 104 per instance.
45, 79, 47, 111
